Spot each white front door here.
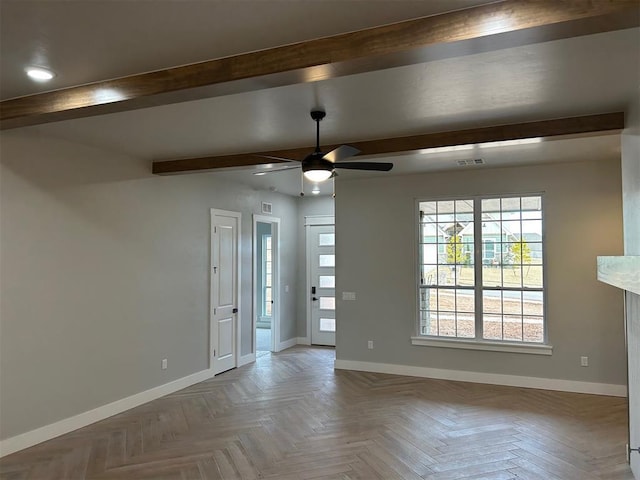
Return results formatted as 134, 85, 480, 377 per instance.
309, 225, 336, 346
211, 209, 240, 375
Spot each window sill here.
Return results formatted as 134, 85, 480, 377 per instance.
410, 336, 553, 355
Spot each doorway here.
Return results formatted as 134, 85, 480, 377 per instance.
253, 215, 280, 356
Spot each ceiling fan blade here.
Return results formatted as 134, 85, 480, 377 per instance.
334, 162, 393, 171
253, 166, 301, 175
256, 154, 299, 163
323, 145, 360, 163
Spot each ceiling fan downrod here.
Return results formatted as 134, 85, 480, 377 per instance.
310, 110, 326, 153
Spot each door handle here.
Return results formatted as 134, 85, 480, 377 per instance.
312, 297, 318, 301
232, 308, 238, 313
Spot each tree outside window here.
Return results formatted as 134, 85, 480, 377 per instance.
510, 238, 532, 269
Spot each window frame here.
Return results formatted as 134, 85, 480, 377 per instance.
412, 193, 551, 355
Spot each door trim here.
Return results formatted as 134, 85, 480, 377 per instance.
210, 208, 241, 373
305, 216, 335, 345
252, 215, 281, 353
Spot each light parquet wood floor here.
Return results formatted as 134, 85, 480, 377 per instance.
0, 346, 633, 479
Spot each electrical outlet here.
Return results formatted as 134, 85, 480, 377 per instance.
161, 358, 168, 370
580, 356, 588, 367
342, 292, 356, 301
367, 340, 373, 349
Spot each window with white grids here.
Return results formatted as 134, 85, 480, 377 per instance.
417, 195, 545, 344
262, 235, 272, 316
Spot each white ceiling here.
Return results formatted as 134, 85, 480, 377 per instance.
1, 1, 638, 197
0, 0, 488, 100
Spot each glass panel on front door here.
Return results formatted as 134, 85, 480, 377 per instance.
319, 254, 335, 267
319, 318, 336, 332
319, 296, 335, 310
318, 233, 335, 246
319, 275, 335, 288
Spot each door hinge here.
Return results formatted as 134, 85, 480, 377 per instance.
213, 308, 216, 315
213, 349, 216, 357
214, 226, 217, 233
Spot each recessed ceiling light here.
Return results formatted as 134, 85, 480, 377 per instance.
26, 67, 55, 82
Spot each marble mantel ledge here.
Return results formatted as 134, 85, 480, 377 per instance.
597, 256, 640, 296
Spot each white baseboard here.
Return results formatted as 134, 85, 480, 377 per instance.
238, 353, 256, 367
0, 368, 216, 458
277, 337, 298, 352
334, 359, 627, 397
297, 337, 310, 345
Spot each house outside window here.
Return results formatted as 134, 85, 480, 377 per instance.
417, 195, 545, 344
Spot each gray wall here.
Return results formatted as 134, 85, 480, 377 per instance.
0, 130, 299, 440
335, 158, 627, 386
296, 196, 334, 339
622, 93, 640, 477
274, 203, 300, 345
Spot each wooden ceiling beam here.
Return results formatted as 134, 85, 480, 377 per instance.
152, 112, 624, 175
2, 0, 639, 129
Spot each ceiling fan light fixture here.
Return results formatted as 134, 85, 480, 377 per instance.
302, 152, 334, 182
303, 169, 332, 182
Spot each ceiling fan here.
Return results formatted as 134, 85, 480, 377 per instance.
255, 110, 393, 184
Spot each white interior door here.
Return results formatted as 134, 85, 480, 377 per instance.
211, 210, 240, 375
309, 224, 336, 346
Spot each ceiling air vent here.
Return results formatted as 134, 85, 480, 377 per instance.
457, 158, 485, 166
261, 202, 273, 214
